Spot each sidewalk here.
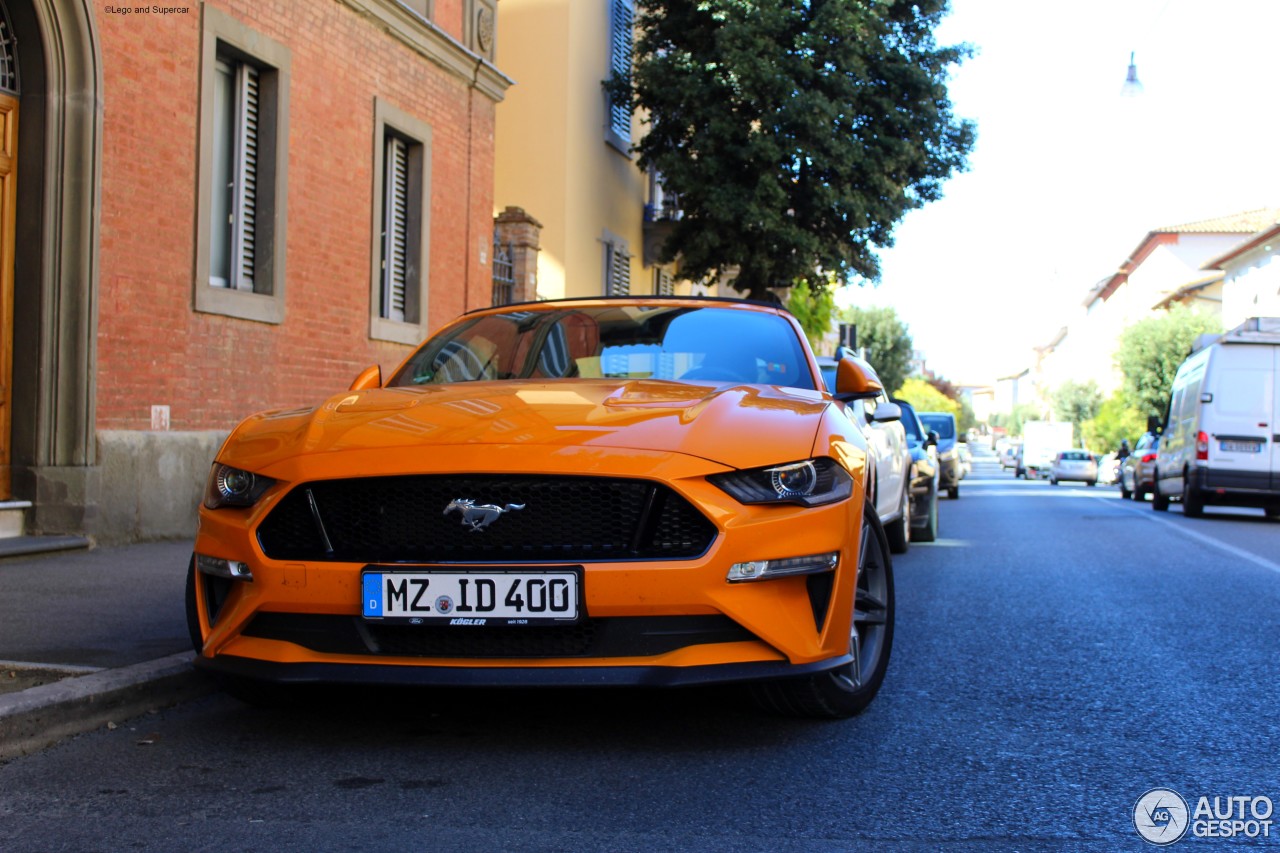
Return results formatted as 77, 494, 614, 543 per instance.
0, 540, 213, 761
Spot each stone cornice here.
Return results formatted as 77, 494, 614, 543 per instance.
336, 0, 513, 102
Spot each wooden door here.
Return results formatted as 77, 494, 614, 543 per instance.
0, 93, 16, 500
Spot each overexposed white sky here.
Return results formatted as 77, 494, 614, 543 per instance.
835, 0, 1280, 385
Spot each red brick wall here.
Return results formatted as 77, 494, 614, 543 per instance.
94, 1, 496, 431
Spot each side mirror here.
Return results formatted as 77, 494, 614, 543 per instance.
349, 364, 382, 391
834, 357, 883, 402
871, 402, 901, 423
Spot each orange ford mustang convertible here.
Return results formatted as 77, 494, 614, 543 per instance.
188, 297, 894, 717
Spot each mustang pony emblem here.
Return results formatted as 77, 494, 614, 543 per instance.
444, 498, 526, 532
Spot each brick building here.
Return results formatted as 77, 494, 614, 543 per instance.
0, 0, 507, 542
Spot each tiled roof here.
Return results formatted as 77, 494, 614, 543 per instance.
1153, 208, 1280, 234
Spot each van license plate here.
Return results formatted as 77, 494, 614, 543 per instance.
362, 569, 580, 625
1219, 440, 1262, 453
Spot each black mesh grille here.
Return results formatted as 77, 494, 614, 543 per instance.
242, 613, 756, 659
256, 475, 717, 563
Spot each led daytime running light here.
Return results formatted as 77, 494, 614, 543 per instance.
727, 552, 838, 583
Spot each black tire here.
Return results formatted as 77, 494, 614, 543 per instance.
1182, 472, 1204, 518
1265, 506, 1280, 520
1049, 478, 1058, 486
947, 485, 959, 499
885, 487, 910, 555
1086, 480, 1095, 487
1152, 474, 1170, 512
912, 487, 938, 543
751, 498, 894, 719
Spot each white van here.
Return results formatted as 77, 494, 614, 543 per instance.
1152, 317, 1280, 518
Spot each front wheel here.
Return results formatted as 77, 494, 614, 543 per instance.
885, 486, 910, 555
1152, 473, 1170, 512
751, 498, 894, 719
912, 487, 938, 543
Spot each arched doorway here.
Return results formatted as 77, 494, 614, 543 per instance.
0, 1, 17, 501
2, 0, 100, 530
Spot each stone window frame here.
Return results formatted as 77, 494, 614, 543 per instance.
193, 6, 291, 325
369, 98, 433, 345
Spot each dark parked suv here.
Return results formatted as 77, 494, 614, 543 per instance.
918, 411, 963, 499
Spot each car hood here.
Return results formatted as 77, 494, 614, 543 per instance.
218, 379, 831, 473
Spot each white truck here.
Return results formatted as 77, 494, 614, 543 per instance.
1152, 317, 1280, 517
1017, 421, 1075, 479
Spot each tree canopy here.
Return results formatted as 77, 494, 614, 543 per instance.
1082, 391, 1147, 454
786, 280, 837, 351
619, 0, 975, 299
896, 377, 955, 416
1115, 306, 1221, 418
1052, 379, 1103, 448
842, 304, 913, 394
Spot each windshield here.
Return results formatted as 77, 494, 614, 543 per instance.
388, 305, 817, 391
919, 414, 956, 439
896, 404, 923, 441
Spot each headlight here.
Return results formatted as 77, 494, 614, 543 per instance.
203, 463, 276, 509
710, 458, 853, 507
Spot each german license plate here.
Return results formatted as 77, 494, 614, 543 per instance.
362, 569, 580, 626
1220, 440, 1262, 453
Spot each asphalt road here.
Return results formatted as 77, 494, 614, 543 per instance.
3, 452, 1279, 851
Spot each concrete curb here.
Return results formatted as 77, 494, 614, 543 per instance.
0, 652, 214, 762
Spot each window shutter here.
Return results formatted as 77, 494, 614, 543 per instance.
382, 134, 409, 322
607, 242, 631, 296
609, 0, 634, 141
656, 267, 673, 296
232, 63, 260, 292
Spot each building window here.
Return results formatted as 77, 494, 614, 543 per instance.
210, 57, 259, 292
603, 233, 631, 296
606, 0, 634, 153
370, 99, 433, 345
655, 267, 674, 296
195, 8, 290, 324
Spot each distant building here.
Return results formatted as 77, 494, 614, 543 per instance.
1053, 209, 1280, 396
494, 0, 682, 300
1202, 221, 1280, 327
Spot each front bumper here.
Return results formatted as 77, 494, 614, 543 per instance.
191, 446, 868, 680
196, 650, 854, 689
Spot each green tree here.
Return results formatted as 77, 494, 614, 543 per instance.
618, 0, 975, 299
1115, 305, 1221, 418
1082, 392, 1146, 453
1052, 379, 1103, 447
990, 402, 1043, 437
841, 305, 913, 393
896, 377, 956, 416
785, 280, 836, 351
